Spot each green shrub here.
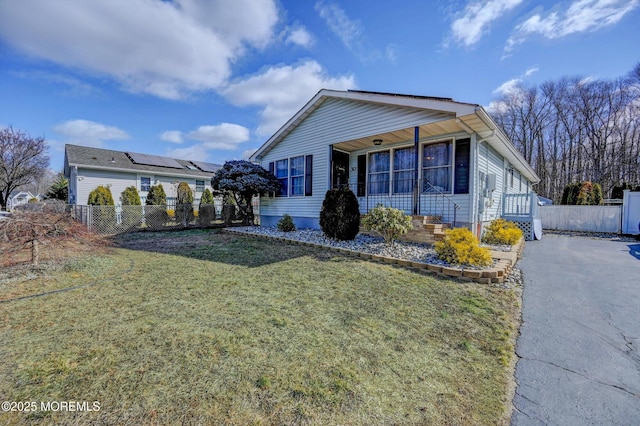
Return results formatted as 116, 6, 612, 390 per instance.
175, 182, 194, 226
200, 188, 214, 206
361, 205, 413, 245
319, 187, 360, 241
277, 214, 296, 232
143, 205, 170, 229
146, 183, 167, 205
87, 185, 114, 205
482, 218, 523, 245
198, 188, 216, 226
120, 186, 141, 205
561, 181, 603, 205
435, 227, 492, 267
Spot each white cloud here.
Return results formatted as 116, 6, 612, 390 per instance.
222, 60, 356, 136
487, 66, 539, 113
0, 0, 279, 99
242, 148, 258, 160
163, 122, 251, 162
449, 0, 523, 47
54, 119, 129, 147
12, 70, 98, 97
492, 78, 522, 97
160, 130, 183, 144
165, 145, 214, 162
187, 123, 250, 150
315, 1, 361, 50
492, 66, 539, 97
286, 27, 313, 48
505, 0, 639, 55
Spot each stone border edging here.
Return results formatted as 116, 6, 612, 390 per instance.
223, 229, 524, 284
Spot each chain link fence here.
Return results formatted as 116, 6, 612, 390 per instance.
71, 199, 259, 235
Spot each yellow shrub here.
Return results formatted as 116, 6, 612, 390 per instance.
435, 227, 492, 267
482, 219, 523, 245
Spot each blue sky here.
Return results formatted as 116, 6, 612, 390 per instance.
1, 0, 638, 172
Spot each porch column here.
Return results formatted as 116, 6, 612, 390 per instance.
413, 126, 419, 215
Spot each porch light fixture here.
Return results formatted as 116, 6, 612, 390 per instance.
373, 138, 383, 146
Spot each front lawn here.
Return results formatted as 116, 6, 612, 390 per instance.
0, 229, 519, 425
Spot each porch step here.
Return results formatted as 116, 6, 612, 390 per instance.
401, 215, 449, 244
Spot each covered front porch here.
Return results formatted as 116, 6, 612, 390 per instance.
327, 114, 481, 228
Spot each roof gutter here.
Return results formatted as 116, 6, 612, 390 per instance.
67, 163, 215, 179
475, 107, 540, 184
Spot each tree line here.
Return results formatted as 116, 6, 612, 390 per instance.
490, 63, 640, 202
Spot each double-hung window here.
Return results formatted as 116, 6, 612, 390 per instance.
368, 151, 390, 195
270, 155, 313, 197
140, 176, 151, 192
422, 141, 452, 193
195, 180, 204, 192
275, 159, 289, 197
289, 156, 305, 196
393, 147, 415, 194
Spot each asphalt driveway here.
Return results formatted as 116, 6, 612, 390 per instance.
512, 234, 640, 425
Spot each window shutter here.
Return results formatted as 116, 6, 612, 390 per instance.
357, 154, 366, 197
305, 155, 313, 196
454, 138, 470, 194
268, 162, 275, 197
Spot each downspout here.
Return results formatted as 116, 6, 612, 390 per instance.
413, 126, 419, 215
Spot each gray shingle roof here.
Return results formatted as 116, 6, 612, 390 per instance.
64, 144, 221, 177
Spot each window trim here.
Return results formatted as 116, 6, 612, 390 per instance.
275, 158, 289, 197
140, 176, 151, 192
270, 155, 312, 197
392, 146, 416, 194
367, 149, 391, 195
289, 155, 305, 197
421, 139, 453, 194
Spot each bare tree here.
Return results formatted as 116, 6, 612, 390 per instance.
490, 65, 640, 201
0, 126, 49, 210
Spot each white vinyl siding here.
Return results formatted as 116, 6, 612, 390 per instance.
477, 144, 505, 221
74, 168, 213, 205
258, 98, 457, 221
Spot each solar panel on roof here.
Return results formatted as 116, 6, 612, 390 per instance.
191, 161, 221, 173
126, 152, 183, 169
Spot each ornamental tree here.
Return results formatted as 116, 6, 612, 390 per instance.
45, 172, 69, 201
145, 183, 167, 205
211, 160, 280, 225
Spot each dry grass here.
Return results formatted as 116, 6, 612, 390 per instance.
0, 229, 520, 425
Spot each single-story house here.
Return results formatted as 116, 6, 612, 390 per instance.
250, 89, 541, 238
7, 190, 36, 211
64, 144, 221, 206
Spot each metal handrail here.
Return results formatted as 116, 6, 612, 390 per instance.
345, 178, 459, 226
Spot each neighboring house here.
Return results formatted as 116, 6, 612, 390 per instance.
64, 145, 221, 206
7, 191, 36, 211
250, 89, 541, 238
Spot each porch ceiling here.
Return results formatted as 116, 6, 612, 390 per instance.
332, 116, 482, 152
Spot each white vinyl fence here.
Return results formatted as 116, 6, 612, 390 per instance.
539, 205, 622, 233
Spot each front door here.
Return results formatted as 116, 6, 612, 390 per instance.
332, 149, 350, 188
